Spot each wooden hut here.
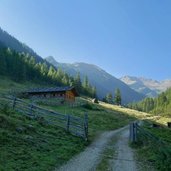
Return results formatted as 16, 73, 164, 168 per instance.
24, 86, 79, 102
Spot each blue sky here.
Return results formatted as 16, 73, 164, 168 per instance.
0, 0, 171, 80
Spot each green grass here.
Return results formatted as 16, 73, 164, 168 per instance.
0, 77, 149, 170
0, 105, 87, 171
132, 120, 171, 171
143, 120, 171, 143
38, 101, 138, 140
96, 147, 114, 171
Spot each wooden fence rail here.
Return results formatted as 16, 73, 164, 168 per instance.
30, 96, 87, 108
129, 121, 168, 145
0, 95, 88, 140
129, 121, 171, 169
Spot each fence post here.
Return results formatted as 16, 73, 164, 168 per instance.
12, 97, 17, 109
66, 114, 70, 132
134, 122, 137, 142
130, 122, 138, 143
84, 113, 88, 141
130, 123, 134, 142
129, 123, 132, 141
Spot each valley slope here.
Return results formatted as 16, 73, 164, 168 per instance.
45, 56, 145, 104
0, 27, 145, 104
0, 27, 43, 62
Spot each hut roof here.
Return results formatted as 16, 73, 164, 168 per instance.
25, 86, 79, 96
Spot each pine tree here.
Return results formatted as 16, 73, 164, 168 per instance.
74, 72, 82, 93
106, 93, 113, 104
114, 88, 121, 105
92, 86, 97, 98
83, 76, 89, 89
0, 49, 7, 75
40, 62, 48, 76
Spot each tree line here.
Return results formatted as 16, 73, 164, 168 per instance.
103, 88, 122, 105
0, 47, 96, 98
128, 88, 171, 116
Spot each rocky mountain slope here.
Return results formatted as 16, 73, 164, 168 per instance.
120, 76, 171, 97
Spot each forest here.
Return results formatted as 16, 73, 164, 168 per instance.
0, 47, 96, 98
128, 88, 171, 116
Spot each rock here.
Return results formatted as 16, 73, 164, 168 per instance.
16, 127, 26, 133
24, 135, 34, 140
92, 98, 99, 104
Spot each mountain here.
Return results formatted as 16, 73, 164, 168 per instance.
0, 28, 146, 104
45, 56, 145, 104
0, 27, 43, 62
0, 28, 97, 98
120, 76, 171, 97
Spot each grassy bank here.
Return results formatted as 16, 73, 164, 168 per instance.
132, 119, 171, 171
0, 105, 86, 171
0, 78, 149, 170
37, 100, 142, 140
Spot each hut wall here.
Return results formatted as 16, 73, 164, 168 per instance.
65, 90, 75, 101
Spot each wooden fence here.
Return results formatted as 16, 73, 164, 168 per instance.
130, 121, 171, 170
29, 96, 87, 108
129, 122, 167, 144
129, 122, 138, 143
0, 95, 88, 140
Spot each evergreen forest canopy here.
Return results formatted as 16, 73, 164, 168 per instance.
0, 47, 96, 98
128, 88, 171, 116
0, 27, 43, 62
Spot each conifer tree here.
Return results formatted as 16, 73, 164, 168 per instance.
114, 88, 121, 105
74, 72, 82, 93
106, 93, 113, 104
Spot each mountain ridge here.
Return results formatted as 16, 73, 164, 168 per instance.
0, 27, 43, 62
45, 56, 145, 104
120, 75, 171, 97
0, 28, 145, 104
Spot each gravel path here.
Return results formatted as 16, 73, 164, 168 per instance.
112, 128, 138, 171
55, 126, 127, 171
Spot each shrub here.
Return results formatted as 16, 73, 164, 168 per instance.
82, 103, 93, 110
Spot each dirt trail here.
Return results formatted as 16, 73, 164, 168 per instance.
55, 125, 139, 171
112, 128, 137, 171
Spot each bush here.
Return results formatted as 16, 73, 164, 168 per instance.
0, 103, 12, 116
82, 103, 93, 110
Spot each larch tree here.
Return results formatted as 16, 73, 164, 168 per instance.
114, 88, 121, 105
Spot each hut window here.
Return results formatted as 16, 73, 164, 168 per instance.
44, 94, 46, 97
53, 93, 55, 97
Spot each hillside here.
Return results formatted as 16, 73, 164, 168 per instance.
0, 48, 64, 85
129, 87, 171, 116
0, 99, 86, 171
0, 77, 148, 170
120, 76, 171, 97
0, 27, 145, 104
0, 28, 98, 98
0, 27, 43, 62
0, 46, 97, 98
45, 56, 145, 104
